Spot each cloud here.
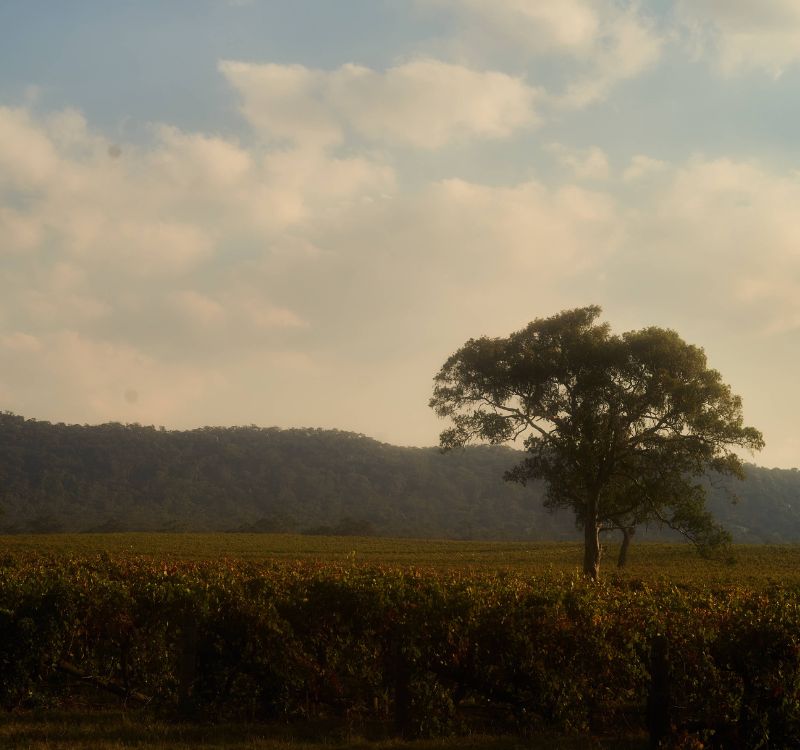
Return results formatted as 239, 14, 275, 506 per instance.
0, 106, 60, 189
236, 294, 306, 330
547, 143, 610, 180
622, 154, 667, 182
218, 62, 344, 148
601, 155, 800, 467
0, 107, 219, 277
1, 332, 42, 353
419, 0, 663, 107
169, 290, 228, 328
152, 126, 253, 189
220, 58, 540, 149
3, 94, 800, 465
678, 0, 800, 76
255, 147, 394, 229
423, 178, 620, 272
105, 221, 214, 276
295, 174, 624, 345
559, 7, 663, 108
0, 103, 392, 268
0, 322, 325, 431
170, 289, 306, 333
616, 157, 800, 338
0, 329, 229, 426
422, 0, 600, 55
0, 207, 43, 253
0, 105, 339, 380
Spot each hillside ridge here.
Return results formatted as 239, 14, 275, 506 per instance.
1, 411, 797, 542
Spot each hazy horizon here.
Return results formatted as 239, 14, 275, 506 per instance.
2, 1, 799, 467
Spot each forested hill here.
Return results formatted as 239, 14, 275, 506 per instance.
1, 412, 799, 542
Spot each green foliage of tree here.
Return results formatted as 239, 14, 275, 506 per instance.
430, 306, 764, 579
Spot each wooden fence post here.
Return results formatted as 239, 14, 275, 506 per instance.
177, 615, 198, 715
647, 634, 671, 749
392, 639, 411, 737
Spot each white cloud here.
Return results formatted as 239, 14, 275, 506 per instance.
426, 178, 619, 271
420, 0, 663, 107
220, 58, 540, 149
622, 154, 667, 181
170, 288, 305, 333
218, 61, 344, 147
19, 287, 111, 327
107, 221, 215, 276
308, 174, 623, 326
0, 104, 393, 271
0, 207, 42, 253
235, 294, 306, 330
547, 143, 610, 180
255, 147, 394, 229
0, 330, 228, 426
1, 332, 42, 353
422, 0, 601, 56
0, 108, 219, 276
619, 157, 800, 338
331, 60, 540, 148
0, 104, 335, 392
603, 156, 800, 467
678, 0, 800, 76
170, 290, 228, 327
4, 92, 800, 466
0, 325, 324, 431
152, 126, 252, 189
0, 107, 60, 189
560, 7, 663, 107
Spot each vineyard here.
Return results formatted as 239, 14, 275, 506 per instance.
2, 539, 800, 747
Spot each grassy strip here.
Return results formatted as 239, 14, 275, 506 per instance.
3, 533, 800, 585
0, 711, 647, 750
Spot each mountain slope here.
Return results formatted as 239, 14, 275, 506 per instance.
0, 412, 797, 541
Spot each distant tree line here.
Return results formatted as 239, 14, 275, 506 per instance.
0, 411, 798, 542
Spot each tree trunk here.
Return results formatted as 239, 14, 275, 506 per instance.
583, 500, 602, 580
617, 526, 635, 568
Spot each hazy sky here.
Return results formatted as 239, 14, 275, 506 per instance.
2, 1, 800, 467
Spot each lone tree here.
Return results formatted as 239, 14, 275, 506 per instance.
429, 306, 763, 579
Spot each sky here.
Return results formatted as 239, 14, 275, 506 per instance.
1, 1, 800, 468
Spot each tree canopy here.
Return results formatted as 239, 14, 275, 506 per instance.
429, 306, 764, 578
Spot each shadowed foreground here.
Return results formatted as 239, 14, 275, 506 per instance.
3, 540, 800, 747
0, 711, 647, 750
